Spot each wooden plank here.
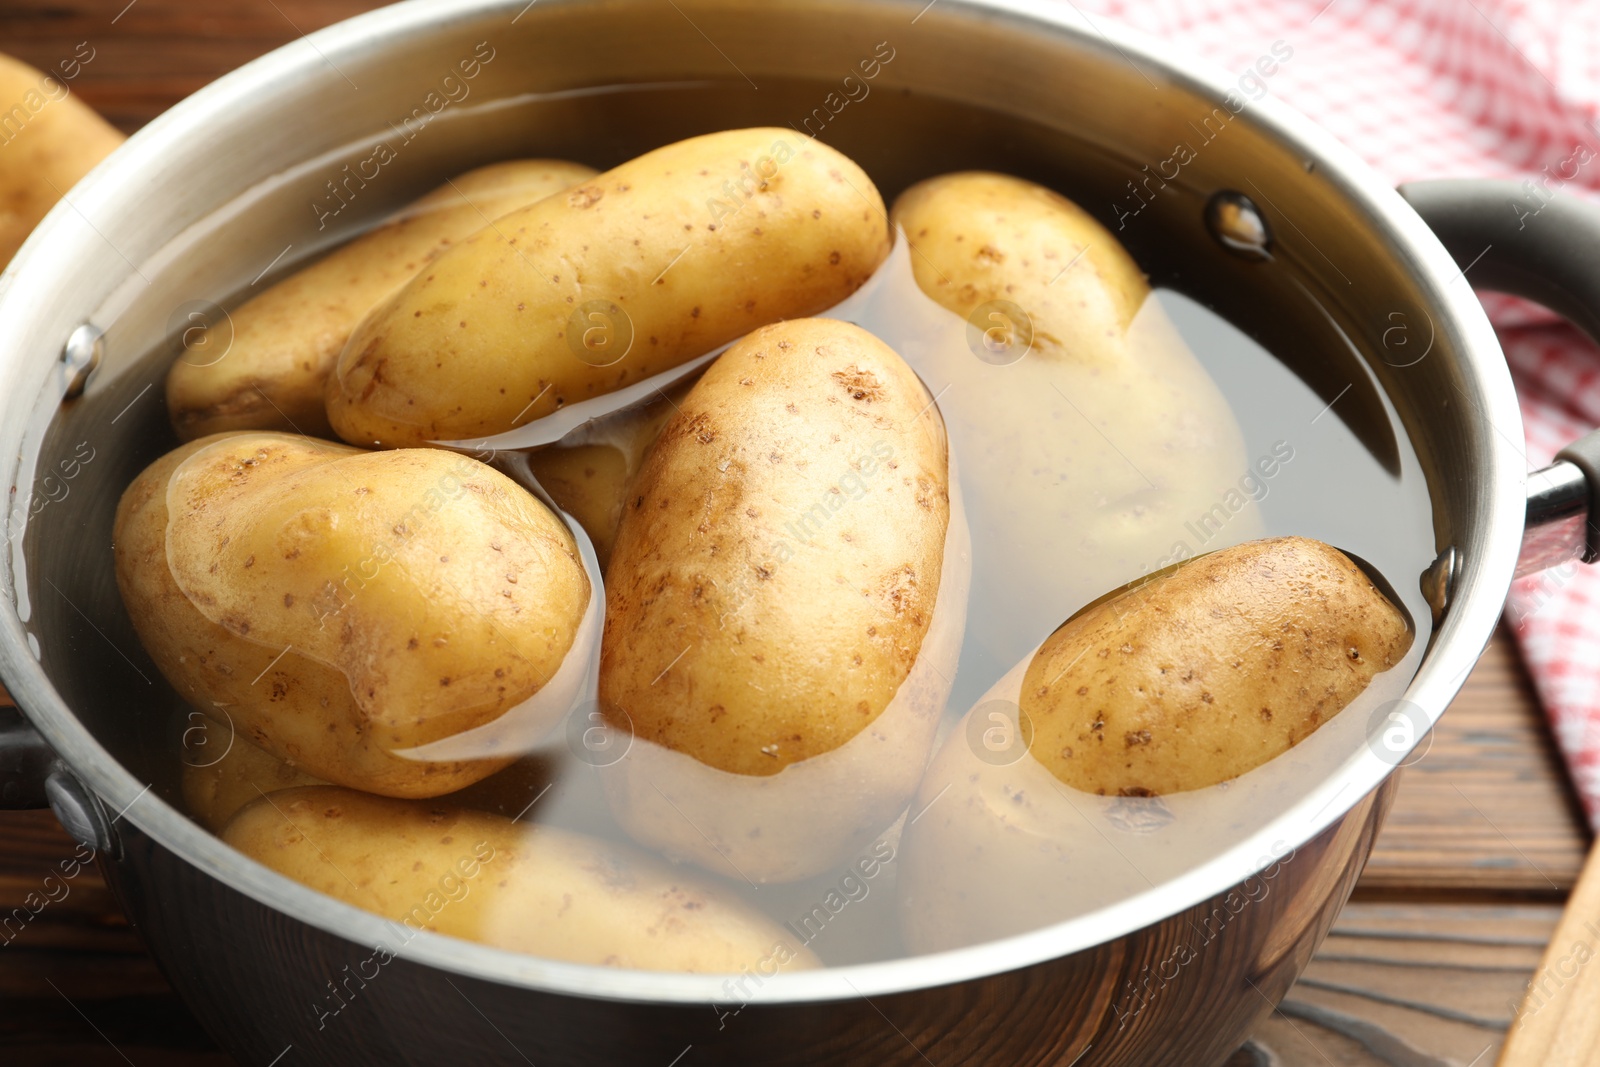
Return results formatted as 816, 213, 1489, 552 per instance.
1359, 629, 1592, 900
1234, 903, 1562, 1067
0, 0, 380, 132
1494, 844, 1600, 1065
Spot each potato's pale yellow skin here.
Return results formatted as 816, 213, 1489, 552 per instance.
167, 160, 598, 441
1024, 537, 1413, 795
602, 469, 969, 883
600, 317, 953, 775
114, 432, 591, 797
895, 171, 1149, 350
897, 537, 1412, 953
326, 129, 891, 447
890, 172, 1258, 666
181, 714, 566, 832
596, 318, 966, 882
223, 786, 821, 973
0, 52, 123, 268
180, 714, 325, 832
524, 382, 684, 570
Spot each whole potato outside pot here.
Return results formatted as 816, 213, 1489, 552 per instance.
0, 51, 124, 269
326, 128, 891, 448
897, 536, 1413, 953
166, 159, 599, 441
114, 431, 594, 797
597, 317, 968, 883
223, 786, 822, 974
889, 171, 1260, 670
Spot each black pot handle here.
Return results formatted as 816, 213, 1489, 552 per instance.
1400, 179, 1600, 576
1, 700, 54, 809
1, 696, 119, 856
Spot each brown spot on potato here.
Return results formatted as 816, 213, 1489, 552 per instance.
831, 366, 885, 402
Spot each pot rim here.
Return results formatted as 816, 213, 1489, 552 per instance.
0, 0, 1523, 1005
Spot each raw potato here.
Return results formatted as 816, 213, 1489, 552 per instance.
0, 52, 123, 268
524, 381, 686, 569
889, 172, 1258, 668
167, 159, 598, 440
602, 318, 952, 772
897, 537, 1413, 953
180, 713, 566, 832
224, 786, 821, 973
326, 128, 890, 447
114, 432, 592, 797
598, 317, 968, 882
180, 713, 324, 832
1023, 536, 1413, 795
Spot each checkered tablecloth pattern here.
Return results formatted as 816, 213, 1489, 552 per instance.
1072, 0, 1600, 824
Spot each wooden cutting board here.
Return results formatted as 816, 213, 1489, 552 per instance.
0, 3, 1591, 1063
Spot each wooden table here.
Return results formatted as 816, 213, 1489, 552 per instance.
1, 3, 1592, 1063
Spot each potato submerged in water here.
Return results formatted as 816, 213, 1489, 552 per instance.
523, 381, 686, 570
889, 172, 1258, 668
167, 159, 597, 440
597, 317, 968, 883
897, 537, 1413, 953
224, 786, 819, 973
114, 432, 592, 797
179, 713, 582, 832
0, 51, 124, 268
327, 128, 891, 447
1023, 536, 1412, 795
180, 712, 326, 832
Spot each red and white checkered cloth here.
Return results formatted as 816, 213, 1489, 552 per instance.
1073, 0, 1600, 825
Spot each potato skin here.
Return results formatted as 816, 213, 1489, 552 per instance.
0, 52, 123, 268
894, 171, 1148, 353
114, 432, 591, 797
167, 160, 597, 440
326, 129, 890, 447
180, 715, 565, 832
1025, 537, 1412, 795
890, 172, 1257, 665
524, 383, 683, 570
180, 713, 325, 832
600, 318, 952, 776
223, 787, 820, 973
898, 537, 1411, 953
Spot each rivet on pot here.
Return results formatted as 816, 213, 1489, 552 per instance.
60, 323, 104, 400
44, 769, 119, 859
1204, 191, 1273, 260
1419, 546, 1456, 626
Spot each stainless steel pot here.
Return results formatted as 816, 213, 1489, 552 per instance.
1, 1, 1592, 1064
